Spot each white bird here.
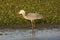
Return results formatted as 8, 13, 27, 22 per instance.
19, 10, 43, 29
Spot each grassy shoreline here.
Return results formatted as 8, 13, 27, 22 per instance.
0, 24, 60, 29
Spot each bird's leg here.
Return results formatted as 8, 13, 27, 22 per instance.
31, 20, 35, 30
33, 20, 35, 28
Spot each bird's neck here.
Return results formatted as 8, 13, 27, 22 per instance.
22, 13, 27, 19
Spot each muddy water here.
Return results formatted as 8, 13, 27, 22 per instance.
0, 28, 60, 40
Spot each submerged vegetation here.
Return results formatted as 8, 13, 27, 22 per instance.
0, 0, 60, 26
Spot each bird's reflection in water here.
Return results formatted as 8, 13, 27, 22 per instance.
31, 29, 36, 40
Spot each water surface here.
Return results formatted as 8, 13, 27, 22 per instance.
0, 28, 60, 40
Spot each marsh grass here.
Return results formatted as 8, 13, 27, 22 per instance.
0, 0, 60, 26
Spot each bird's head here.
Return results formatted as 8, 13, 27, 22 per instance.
19, 10, 25, 14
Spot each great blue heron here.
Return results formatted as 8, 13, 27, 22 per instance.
19, 10, 43, 29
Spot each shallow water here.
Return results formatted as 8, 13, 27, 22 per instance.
0, 28, 60, 40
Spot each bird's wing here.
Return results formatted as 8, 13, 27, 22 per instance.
27, 13, 43, 19
27, 13, 39, 17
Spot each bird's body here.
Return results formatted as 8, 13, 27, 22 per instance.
19, 10, 43, 29
25, 13, 42, 20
